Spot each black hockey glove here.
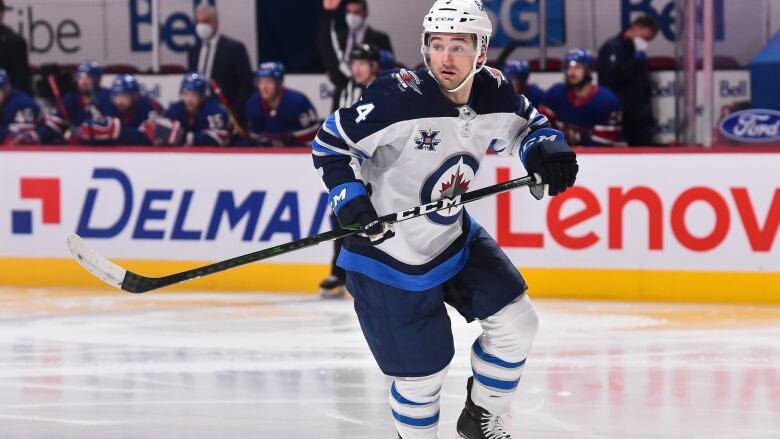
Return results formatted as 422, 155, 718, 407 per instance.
330, 183, 395, 246
520, 128, 578, 196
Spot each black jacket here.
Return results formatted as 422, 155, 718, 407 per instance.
188, 34, 253, 121
596, 35, 654, 128
317, 10, 393, 111
0, 24, 31, 94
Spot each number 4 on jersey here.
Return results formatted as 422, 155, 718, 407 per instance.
355, 103, 375, 123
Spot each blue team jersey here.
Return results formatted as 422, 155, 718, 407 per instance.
0, 89, 41, 143
63, 88, 113, 125
38, 88, 113, 144
543, 83, 623, 146
165, 96, 231, 146
103, 95, 163, 146
312, 68, 551, 290
245, 88, 318, 146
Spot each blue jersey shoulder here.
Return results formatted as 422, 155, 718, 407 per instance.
592, 86, 622, 111
203, 95, 224, 112
6, 89, 39, 112
470, 68, 518, 115
281, 88, 313, 109
543, 83, 568, 106
164, 101, 186, 120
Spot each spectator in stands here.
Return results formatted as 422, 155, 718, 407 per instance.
188, 5, 252, 122
318, 0, 393, 112
0, 0, 31, 94
317, 42, 381, 299
39, 61, 113, 144
502, 59, 545, 107
543, 49, 624, 146
0, 68, 41, 145
244, 62, 319, 147
79, 75, 162, 146
145, 73, 231, 146
597, 14, 659, 146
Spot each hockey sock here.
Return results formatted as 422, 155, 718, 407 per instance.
390, 367, 448, 439
470, 294, 539, 415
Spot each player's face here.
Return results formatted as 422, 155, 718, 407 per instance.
637, 26, 657, 42
76, 75, 95, 94
258, 78, 281, 101
565, 63, 586, 86
427, 33, 483, 90
111, 93, 134, 113
181, 91, 204, 114
351, 60, 377, 86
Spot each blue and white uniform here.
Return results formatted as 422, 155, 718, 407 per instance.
245, 88, 318, 146
314, 68, 548, 290
165, 96, 231, 146
543, 48, 624, 146
0, 89, 41, 144
313, 65, 551, 437
543, 83, 623, 146
313, 3, 575, 437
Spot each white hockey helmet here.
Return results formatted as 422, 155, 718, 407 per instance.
421, 0, 493, 92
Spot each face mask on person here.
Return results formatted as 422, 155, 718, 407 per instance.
345, 13, 364, 31
196, 23, 214, 40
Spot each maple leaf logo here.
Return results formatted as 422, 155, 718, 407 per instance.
439, 164, 471, 213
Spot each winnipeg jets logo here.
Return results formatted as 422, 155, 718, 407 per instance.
439, 164, 471, 212
421, 154, 479, 225
414, 130, 441, 151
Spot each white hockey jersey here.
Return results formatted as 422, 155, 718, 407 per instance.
312, 68, 549, 291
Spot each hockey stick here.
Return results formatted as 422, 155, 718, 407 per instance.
47, 74, 71, 121
209, 79, 250, 141
66, 174, 544, 294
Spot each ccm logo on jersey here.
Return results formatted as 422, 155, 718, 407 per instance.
395, 196, 462, 221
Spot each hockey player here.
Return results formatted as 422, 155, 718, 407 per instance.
79, 74, 162, 146
244, 62, 319, 146
542, 49, 624, 146
337, 43, 381, 109
501, 59, 545, 107
320, 42, 383, 299
39, 60, 113, 144
148, 72, 231, 146
0, 69, 42, 145
311, 1, 578, 438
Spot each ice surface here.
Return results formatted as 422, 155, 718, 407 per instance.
0, 288, 779, 438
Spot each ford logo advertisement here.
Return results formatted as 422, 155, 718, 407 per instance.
719, 109, 780, 143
